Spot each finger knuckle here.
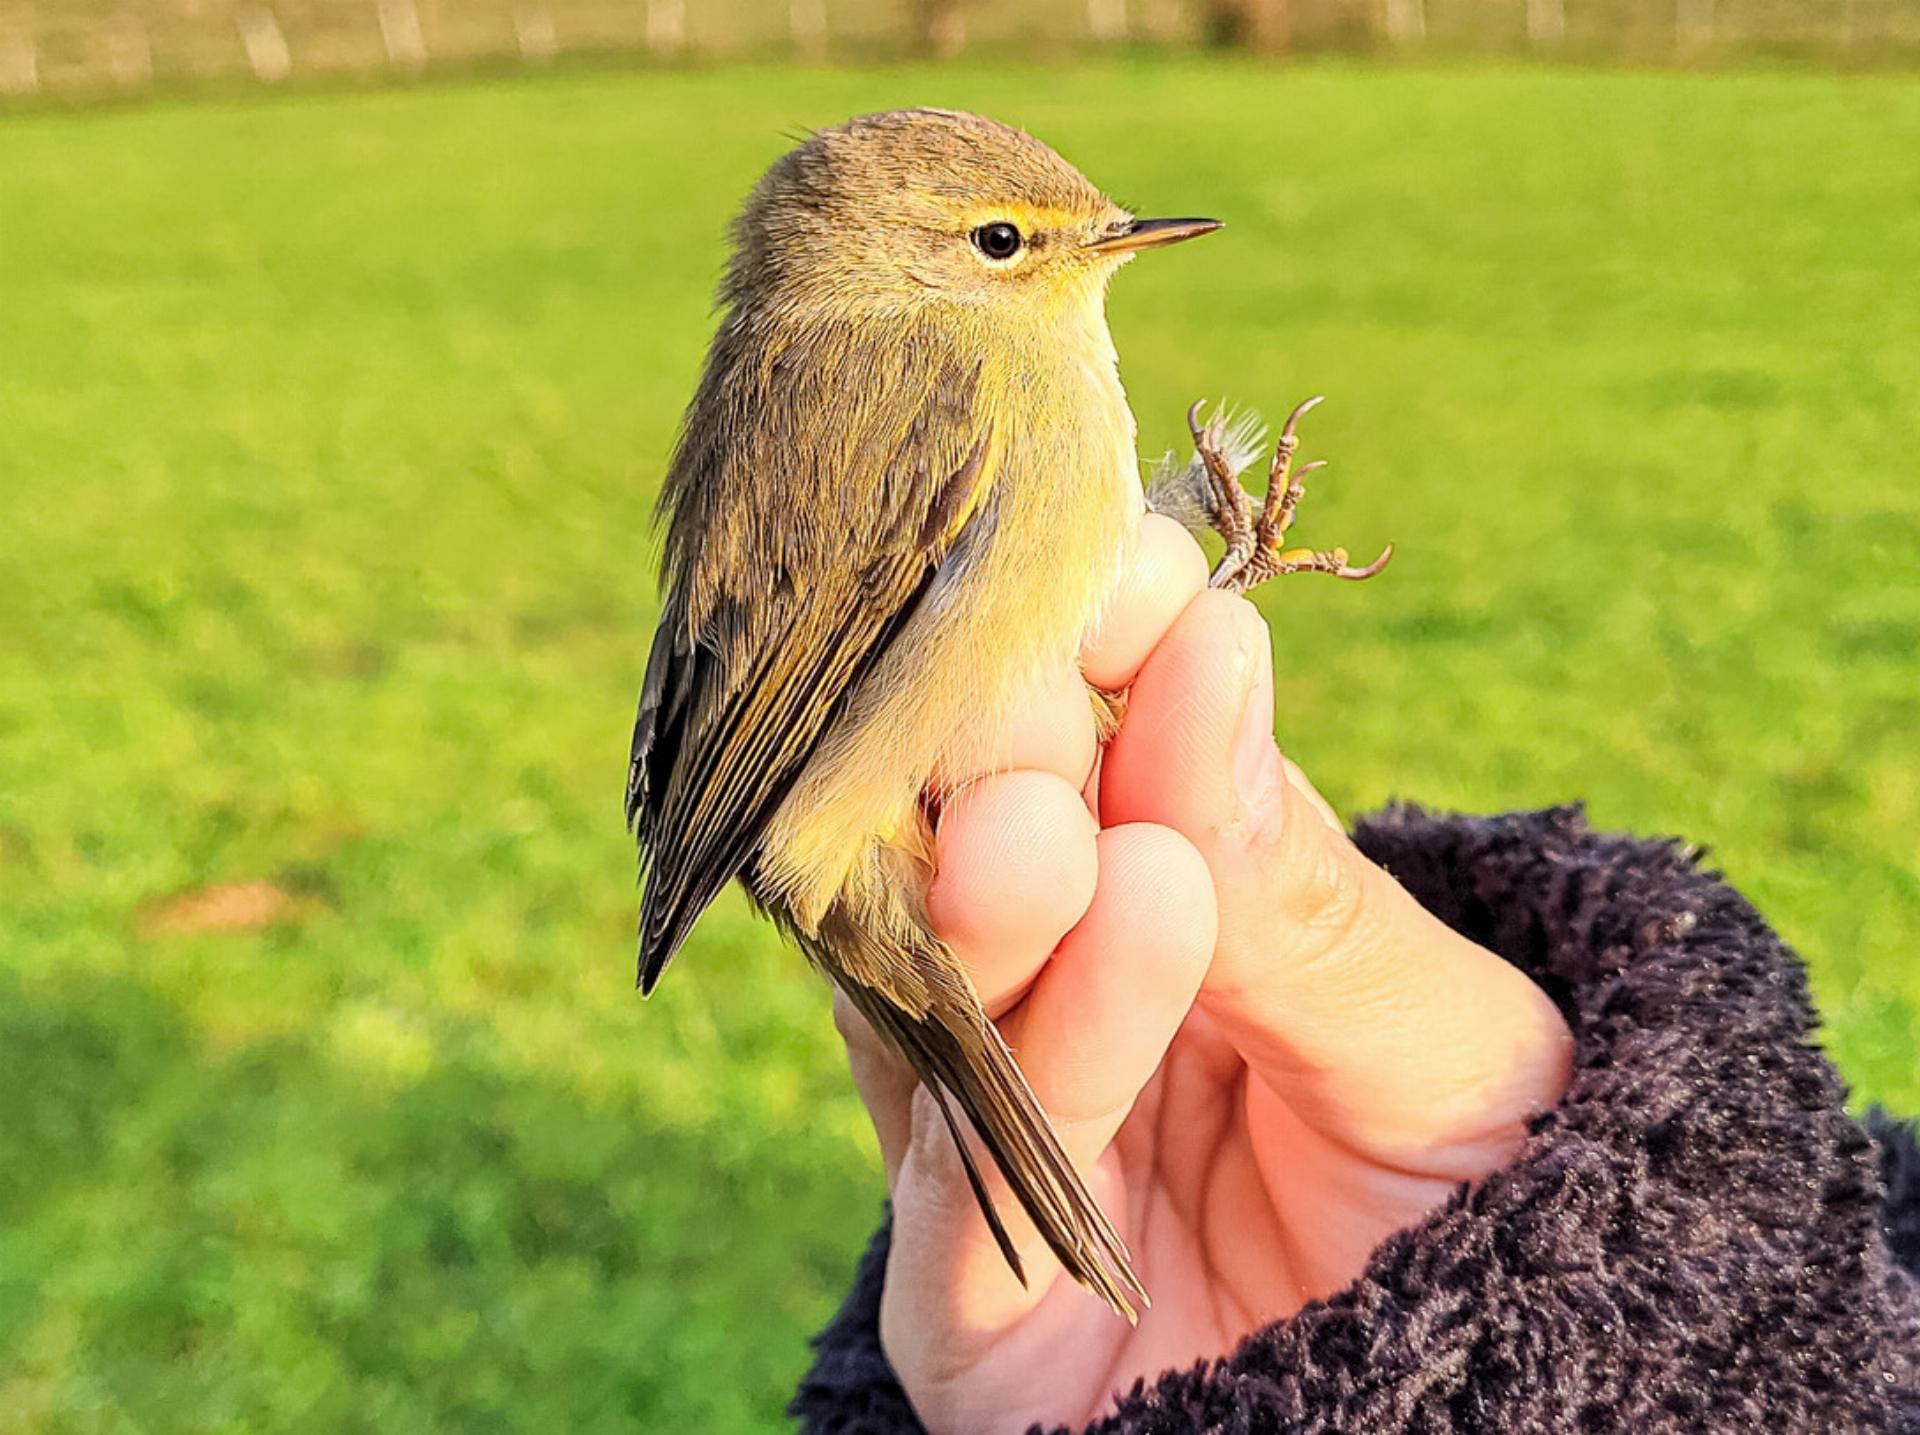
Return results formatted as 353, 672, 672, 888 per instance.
1284, 835, 1373, 955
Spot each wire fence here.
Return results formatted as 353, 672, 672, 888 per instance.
3, 0, 1917, 100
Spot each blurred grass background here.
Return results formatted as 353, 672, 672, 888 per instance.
6, 0, 1917, 101
1, 55, 1917, 1433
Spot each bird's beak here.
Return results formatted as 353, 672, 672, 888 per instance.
1084, 216, 1223, 255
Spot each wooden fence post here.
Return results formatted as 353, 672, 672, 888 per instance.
377, 0, 426, 69
0, 9, 37, 94
1384, 0, 1425, 42
1840, 0, 1864, 49
104, 10, 153, 85
236, 6, 291, 80
1526, 0, 1565, 45
789, 0, 826, 59
1675, 0, 1713, 49
512, 4, 555, 59
1140, 0, 1180, 42
1238, 0, 1289, 52
646, 0, 684, 55
1087, 0, 1126, 41
911, 0, 965, 56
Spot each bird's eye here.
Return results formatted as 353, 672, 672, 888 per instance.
970, 222, 1024, 262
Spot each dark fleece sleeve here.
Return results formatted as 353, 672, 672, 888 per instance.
1872, 1110, 1920, 1288
789, 806, 1920, 1434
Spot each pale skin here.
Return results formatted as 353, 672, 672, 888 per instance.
834, 514, 1576, 1434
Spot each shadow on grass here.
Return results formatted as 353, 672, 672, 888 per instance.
0, 971, 874, 1433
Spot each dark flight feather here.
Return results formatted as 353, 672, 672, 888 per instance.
627, 317, 990, 994
828, 951, 1145, 1318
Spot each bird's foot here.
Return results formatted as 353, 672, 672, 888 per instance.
1186, 396, 1393, 595
1087, 681, 1128, 744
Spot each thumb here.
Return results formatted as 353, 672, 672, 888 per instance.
1101, 592, 1570, 1177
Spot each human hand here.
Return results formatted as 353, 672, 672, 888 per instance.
835, 515, 1574, 1434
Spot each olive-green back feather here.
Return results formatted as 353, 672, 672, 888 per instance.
627, 310, 995, 991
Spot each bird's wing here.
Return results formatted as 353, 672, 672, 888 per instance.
627, 323, 994, 993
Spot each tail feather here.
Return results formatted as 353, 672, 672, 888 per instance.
834, 964, 1147, 1321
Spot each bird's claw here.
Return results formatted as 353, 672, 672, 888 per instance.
1187, 395, 1392, 595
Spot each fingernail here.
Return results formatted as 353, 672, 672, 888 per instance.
1233, 634, 1279, 801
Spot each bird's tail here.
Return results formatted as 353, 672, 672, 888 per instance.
799, 862, 1147, 1322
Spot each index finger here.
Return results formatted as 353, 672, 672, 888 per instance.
1081, 512, 1209, 691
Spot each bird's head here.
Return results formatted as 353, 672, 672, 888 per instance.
725, 108, 1219, 322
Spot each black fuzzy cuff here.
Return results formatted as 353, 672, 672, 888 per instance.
791, 806, 1920, 1434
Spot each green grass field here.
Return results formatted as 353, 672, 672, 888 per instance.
2, 57, 1916, 1432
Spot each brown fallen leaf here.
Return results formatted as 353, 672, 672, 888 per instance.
141, 880, 297, 937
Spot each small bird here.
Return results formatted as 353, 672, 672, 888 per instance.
626, 108, 1384, 1319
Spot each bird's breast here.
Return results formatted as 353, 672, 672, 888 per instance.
757, 337, 1142, 927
